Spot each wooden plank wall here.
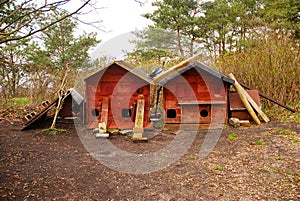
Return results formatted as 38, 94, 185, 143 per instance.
163, 68, 229, 124
85, 65, 151, 129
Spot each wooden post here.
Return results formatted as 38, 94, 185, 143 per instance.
99, 97, 109, 133
132, 94, 147, 141
228, 73, 261, 125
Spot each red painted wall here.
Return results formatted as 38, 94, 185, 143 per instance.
162, 68, 229, 124
85, 64, 151, 129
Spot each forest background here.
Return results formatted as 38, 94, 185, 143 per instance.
1, 0, 299, 117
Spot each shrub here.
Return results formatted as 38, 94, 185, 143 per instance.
216, 33, 300, 110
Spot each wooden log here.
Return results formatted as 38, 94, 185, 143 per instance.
228, 73, 261, 125
238, 81, 297, 113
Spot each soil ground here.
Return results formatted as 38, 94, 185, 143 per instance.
0, 118, 299, 200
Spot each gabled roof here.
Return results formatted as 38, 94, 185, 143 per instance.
153, 55, 234, 86
84, 60, 153, 84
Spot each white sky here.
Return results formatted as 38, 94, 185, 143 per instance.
73, 0, 156, 59
78, 0, 156, 42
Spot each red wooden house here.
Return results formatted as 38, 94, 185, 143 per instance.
153, 60, 234, 129
84, 61, 153, 130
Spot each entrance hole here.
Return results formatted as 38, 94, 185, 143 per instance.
167, 109, 177, 118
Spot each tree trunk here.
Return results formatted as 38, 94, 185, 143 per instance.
189, 37, 194, 57
50, 63, 69, 129
10, 51, 17, 97
176, 29, 184, 57
50, 96, 63, 129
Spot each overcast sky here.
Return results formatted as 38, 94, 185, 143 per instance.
94, 0, 155, 41
74, 0, 156, 59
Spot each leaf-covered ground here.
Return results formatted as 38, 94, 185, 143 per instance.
0, 118, 299, 200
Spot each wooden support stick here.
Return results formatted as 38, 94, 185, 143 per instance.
228, 73, 261, 125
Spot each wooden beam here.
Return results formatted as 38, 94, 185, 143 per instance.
228, 73, 261, 125
229, 75, 269, 123
153, 54, 203, 83
243, 90, 270, 123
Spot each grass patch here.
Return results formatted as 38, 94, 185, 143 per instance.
215, 164, 223, 171
261, 166, 270, 172
42, 128, 66, 135
266, 104, 300, 124
227, 133, 239, 141
280, 118, 289, 123
294, 176, 300, 182
254, 140, 264, 146
275, 129, 296, 135
11, 97, 29, 106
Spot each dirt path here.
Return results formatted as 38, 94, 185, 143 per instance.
0, 119, 299, 200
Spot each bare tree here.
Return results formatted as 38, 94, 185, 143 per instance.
0, 0, 103, 44
133, 0, 147, 6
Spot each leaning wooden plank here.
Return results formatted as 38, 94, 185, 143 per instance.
243, 89, 270, 123
228, 73, 261, 125
238, 81, 297, 113
229, 77, 270, 122
21, 98, 59, 131
153, 54, 202, 83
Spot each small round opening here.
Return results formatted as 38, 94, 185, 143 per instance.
91, 109, 100, 116
200, 109, 209, 117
